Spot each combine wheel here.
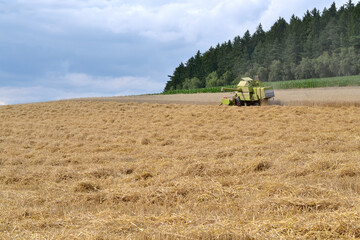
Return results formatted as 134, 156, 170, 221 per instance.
254, 101, 261, 106
235, 97, 243, 107
260, 99, 269, 106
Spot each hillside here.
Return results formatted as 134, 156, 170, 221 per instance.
1, 99, 360, 238
165, 1, 360, 92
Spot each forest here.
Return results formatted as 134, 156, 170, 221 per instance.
164, 1, 360, 92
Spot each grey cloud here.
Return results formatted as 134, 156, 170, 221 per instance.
1, 0, 270, 43
0, 72, 163, 104
0, 0, 349, 104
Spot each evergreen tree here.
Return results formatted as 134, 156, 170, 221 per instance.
314, 52, 332, 77
296, 57, 314, 79
257, 66, 269, 81
339, 47, 360, 75
164, 1, 360, 92
269, 60, 283, 81
205, 71, 219, 87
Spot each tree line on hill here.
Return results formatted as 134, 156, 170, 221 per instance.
164, 1, 360, 92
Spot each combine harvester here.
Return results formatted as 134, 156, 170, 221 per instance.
221, 77, 275, 106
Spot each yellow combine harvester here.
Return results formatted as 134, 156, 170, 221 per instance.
221, 77, 275, 106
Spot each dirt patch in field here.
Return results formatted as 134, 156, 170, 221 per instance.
81, 86, 360, 106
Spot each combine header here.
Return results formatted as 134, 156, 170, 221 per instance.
221, 77, 274, 106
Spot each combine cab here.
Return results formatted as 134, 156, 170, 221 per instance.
221, 77, 274, 106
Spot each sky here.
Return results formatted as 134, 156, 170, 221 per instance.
0, 0, 350, 105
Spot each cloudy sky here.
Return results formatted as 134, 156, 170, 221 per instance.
0, 0, 349, 105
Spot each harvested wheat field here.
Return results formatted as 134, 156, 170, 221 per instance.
1, 100, 360, 239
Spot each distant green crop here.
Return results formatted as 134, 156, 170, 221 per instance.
263, 75, 360, 89
161, 75, 360, 95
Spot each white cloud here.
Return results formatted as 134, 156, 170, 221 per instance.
8, 0, 349, 47
4, 0, 351, 46
259, 0, 349, 30
0, 101, 6, 106
3, 0, 269, 44
0, 73, 164, 104
3, 0, 348, 48
0, 87, 49, 105
44, 72, 164, 93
